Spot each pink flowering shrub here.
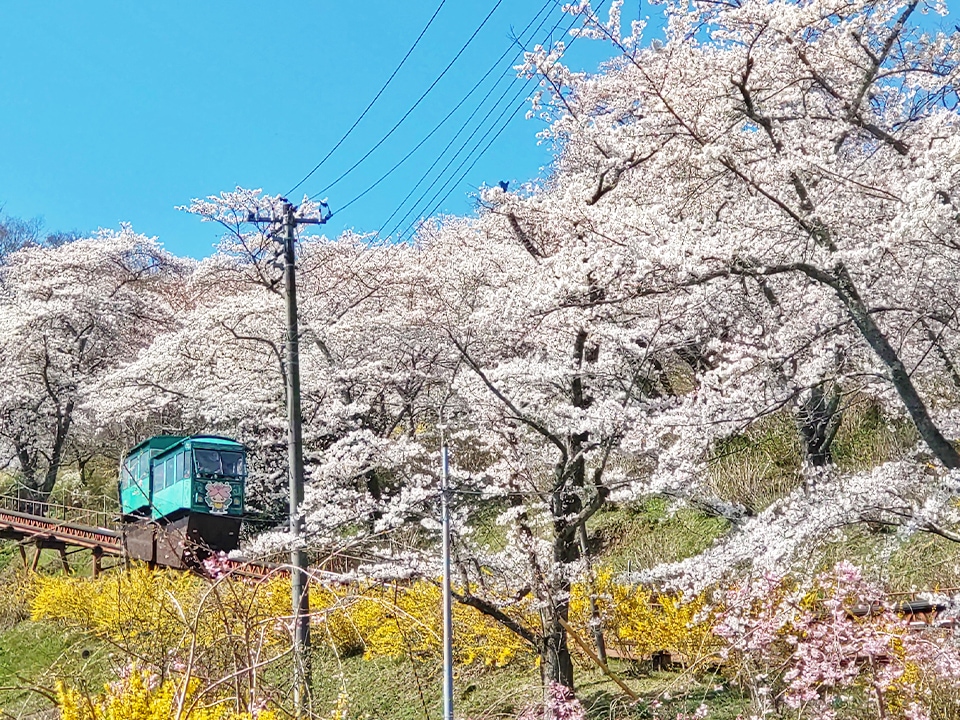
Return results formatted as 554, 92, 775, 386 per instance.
714, 562, 960, 719
518, 682, 587, 720
201, 550, 233, 580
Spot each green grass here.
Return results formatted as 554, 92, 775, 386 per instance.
310, 652, 539, 720
307, 649, 749, 720
832, 400, 917, 472
0, 621, 112, 716
708, 412, 803, 514
0, 618, 748, 720
589, 499, 729, 572
818, 523, 960, 591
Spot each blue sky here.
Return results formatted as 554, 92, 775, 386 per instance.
0, 1, 643, 257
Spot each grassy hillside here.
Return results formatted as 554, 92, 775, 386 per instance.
2, 400, 960, 719
0, 621, 111, 718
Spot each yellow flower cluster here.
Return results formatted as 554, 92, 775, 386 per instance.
33, 564, 713, 676
31, 569, 531, 668
57, 670, 277, 720
33, 566, 199, 661
319, 581, 532, 667
32, 564, 727, 720
570, 570, 717, 664
31, 567, 293, 662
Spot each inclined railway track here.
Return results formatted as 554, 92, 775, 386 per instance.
0, 493, 280, 577
0, 505, 122, 552
0, 494, 957, 631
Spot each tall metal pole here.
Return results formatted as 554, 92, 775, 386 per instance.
441, 438, 454, 720
282, 201, 311, 715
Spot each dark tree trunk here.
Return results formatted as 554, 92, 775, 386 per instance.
798, 384, 840, 468
542, 503, 579, 693
538, 328, 594, 695
797, 382, 842, 492
39, 398, 74, 498
540, 611, 575, 690
830, 263, 960, 469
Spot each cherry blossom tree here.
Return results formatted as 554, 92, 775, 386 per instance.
81, 1, 960, 708
413, 198, 702, 690
714, 561, 960, 719
0, 228, 187, 501
102, 190, 455, 542
481, 0, 960, 575
534, 0, 960, 464
391, 2, 960, 699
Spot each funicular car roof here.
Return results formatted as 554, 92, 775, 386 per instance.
153, 434, 245, 461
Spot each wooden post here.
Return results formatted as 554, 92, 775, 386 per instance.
578, 523, 608, 664
92, 547, 103, 578
557, 617, 639, 702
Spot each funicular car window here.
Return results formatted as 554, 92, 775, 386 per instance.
194, 449, 222, 475
221, 452, 244, 477
122, 458, 135, 489
126, 456, 140, 490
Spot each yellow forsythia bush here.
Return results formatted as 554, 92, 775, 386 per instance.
57, 670, 278, 720
32, 568, 530, 668
34, 564, 715, 673
322, 581, 532, 667
570, 570, 719, 664
32, 566, 294, 673
33, 566, 200, 662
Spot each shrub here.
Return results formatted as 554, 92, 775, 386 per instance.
326, 580, 532, 667
56, 668, 279, 720
714, 562, 960, 719
570, 569, 719, 665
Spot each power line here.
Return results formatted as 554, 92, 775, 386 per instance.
331, 0, 558, 217
389, 9, 579, 238
388, 75, 529, 239
400, 1, 609, 240
399, 94, 525, 240
286, 0, 449, 198
376, 3, 565, 236
379, 4, 573, 237
308, 0, 509, 201
329, 65, 515, 218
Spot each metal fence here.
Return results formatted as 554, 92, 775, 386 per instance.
0, 491, 119, 530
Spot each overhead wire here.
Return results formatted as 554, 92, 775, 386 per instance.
307, 0, 509, 201
387, 56, 540, 239
400, 0, 610, 240
390, 4, 579, 235
375, 0, 567, 237
285, 0, 449, 198
386, 89, 522, 238
397, 93, 528, 240
331, 0, 558, 218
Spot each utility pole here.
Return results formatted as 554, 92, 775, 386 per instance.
282, 200, 310, 715
440, 436, 454, 720
250, 198, 329, 717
